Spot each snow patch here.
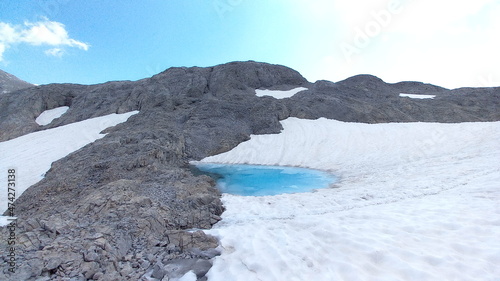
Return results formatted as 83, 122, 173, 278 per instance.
255, 87, 308, 99
399, 93, 436, 99
0, 216, 15, 226
0, 110, 139, 226
35, 106, 70, 126
204, 118, 500, 281
178, 271, 197, 281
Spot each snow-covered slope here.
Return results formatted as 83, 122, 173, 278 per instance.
0, 111, 138, 225
202, 118, 500, 281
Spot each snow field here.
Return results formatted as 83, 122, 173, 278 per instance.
203, 118, 500, 281
399, 93, 436, 99
0, 111, 139, 225
35, 106, 70, 126
255, 87, 308, 99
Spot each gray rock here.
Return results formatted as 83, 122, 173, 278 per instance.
192, 260, 212, 278
120, 263, 134, 277
9, 268, 33, 281
81, 262, 99, 279
27, 259, 44, 277
188, 248, 221, 259
151, 263, 167, 279
140, 260, 151, 270
69, 275, 86, 281
163, 259, 197, 279
44, 257, 62, 271
83, 247, 100, 262
92, 272, 104, 280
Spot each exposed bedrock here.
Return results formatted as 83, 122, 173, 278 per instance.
0, 61, 499, 280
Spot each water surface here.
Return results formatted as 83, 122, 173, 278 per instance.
193, 163, 337, 196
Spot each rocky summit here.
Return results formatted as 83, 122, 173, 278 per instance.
0, 61, 499, 280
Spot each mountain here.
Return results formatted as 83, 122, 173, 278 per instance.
0, 61, 499, 280
0, 70, 33, 94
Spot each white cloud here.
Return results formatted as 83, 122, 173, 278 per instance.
21, 20, 89, 50
0, 43, 5, 62
0, 18, 89, 61
0, 22, 20, 43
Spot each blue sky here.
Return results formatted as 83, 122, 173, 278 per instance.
0, 0, 499, 88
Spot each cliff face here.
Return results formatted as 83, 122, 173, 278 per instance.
0, 70, 33, 94
0, 61, 499, 280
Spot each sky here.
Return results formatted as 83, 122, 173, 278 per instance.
0, 0, 499, 89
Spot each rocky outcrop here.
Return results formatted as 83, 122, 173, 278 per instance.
11, 179, 221, 280
0, 70, 33, 94
284, 75, 499, 123
0, 61, 499, 280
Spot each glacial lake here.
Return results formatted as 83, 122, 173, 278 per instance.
192, 163, 337, 196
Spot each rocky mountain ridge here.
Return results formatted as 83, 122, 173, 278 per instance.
0, 70, 34, 94
0, 61, 499, 280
